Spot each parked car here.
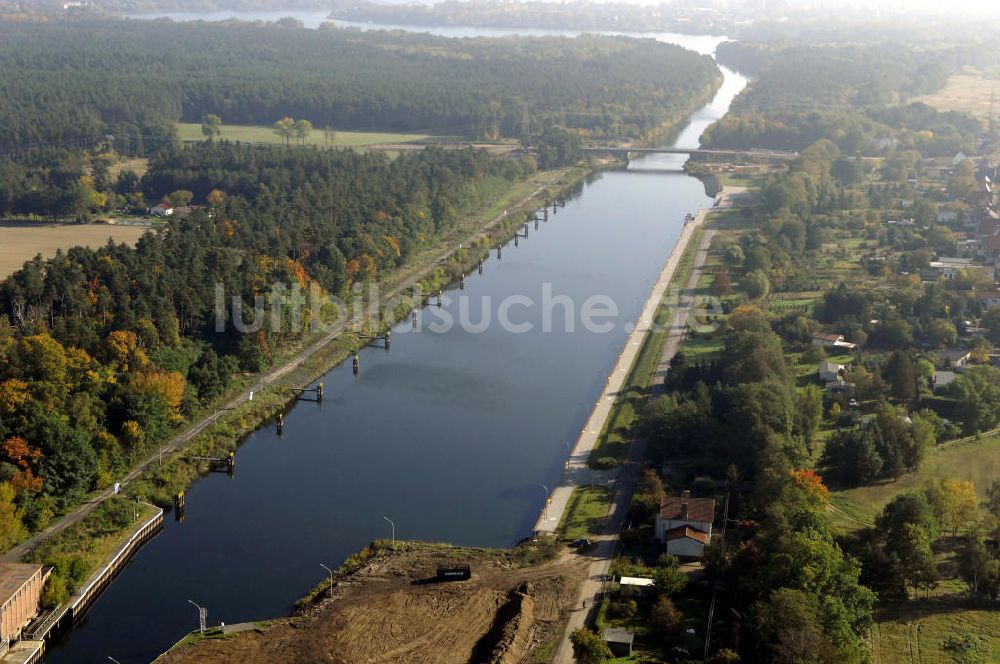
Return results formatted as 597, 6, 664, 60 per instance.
569, 538, 591, 548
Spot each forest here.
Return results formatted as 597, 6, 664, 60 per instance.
704, 41, 984, 155
0, 19, 719, 154
0, 143, 537, 545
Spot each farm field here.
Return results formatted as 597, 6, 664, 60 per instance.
0, 224, 150, 278
176, 123, 438, 147
914, 71, 1000, 121
827, 436, 1000, 532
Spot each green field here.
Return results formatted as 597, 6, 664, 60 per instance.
177, 123, 437, 147
871, 601, 1000, 664
827, 436, 1000, 532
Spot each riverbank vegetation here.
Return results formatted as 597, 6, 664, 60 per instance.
582, 27, 1000, 658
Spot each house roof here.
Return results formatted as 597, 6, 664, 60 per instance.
940, 348, 971, 362
813, 332, 844, 342
660, 495, 715, 524
819, 362, 843, 373
934, 370, 957, 386
602, 628, 635, 645
618, 576, 655, 587
0, 563, 42, 609
662, 525, 710, 544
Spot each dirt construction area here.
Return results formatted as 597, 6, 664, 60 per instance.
156, 541, 588, 664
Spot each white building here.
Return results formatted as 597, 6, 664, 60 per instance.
654, 490, 715, 558
811, 332, 857, 350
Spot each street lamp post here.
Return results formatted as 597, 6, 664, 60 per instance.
383, 515, 395, 548
539, 484, 549, 519
187, 599, 206, 634
320, 563, 334, 597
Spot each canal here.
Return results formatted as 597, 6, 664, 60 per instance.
46, 21, 747, 664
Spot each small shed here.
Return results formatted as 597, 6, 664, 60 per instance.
602, 628, 635, 657
617, 576, 655, 588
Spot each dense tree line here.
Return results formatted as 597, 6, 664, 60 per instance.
0, 143, 534, 542
0, 19, 719, 154
638, 322, 874, 662
705, 41, 982, 155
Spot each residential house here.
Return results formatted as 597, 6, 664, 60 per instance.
939, 348, 972, 369
819, 362, 846, 383
150, 204, 174, 217
928, 257, 980, 280
811, 332, 857, 350
655, 490, 715, 558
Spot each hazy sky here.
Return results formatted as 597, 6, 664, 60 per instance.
782, 0, 1000, 17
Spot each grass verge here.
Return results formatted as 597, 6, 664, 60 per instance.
557, 486, 614, 541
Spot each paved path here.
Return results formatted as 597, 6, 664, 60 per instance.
548, 187, 743, 663
2, 174, 566, 564
652, 228, 716, 395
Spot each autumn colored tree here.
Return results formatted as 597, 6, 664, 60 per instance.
2, 436, 43, 494
0, 379, 32, 416
790, 468, 828, 508
926, 479, 978, 537
0, 481, 27, 550
100, 330, 149, 373
129, 370, 185, 414
14, 334, 68, 394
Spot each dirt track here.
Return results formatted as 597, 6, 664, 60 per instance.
157, 543, 588, 664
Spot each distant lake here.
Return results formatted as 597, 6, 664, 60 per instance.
125, 11, 728, 54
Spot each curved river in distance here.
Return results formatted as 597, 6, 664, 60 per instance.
46, 21, 748, 664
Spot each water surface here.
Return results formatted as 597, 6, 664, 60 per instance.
44, 25, 747, 663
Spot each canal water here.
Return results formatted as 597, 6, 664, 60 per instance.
46, 20, 747, 664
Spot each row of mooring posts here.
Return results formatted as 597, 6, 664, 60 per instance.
172, 198, 565, 521
288, 382, 325, 402
187, 449, 236, 475
174, 490, 185, 522
360, 329, 391, 350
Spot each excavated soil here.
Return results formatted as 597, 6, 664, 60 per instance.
157, 543, 587, 664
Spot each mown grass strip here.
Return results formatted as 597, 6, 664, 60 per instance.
587, 225, 706, 467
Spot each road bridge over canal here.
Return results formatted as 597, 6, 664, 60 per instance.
584, 145, 799, 161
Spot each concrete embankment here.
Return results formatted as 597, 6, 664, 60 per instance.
1, 506, 164, 664
533, 186, 745, 536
